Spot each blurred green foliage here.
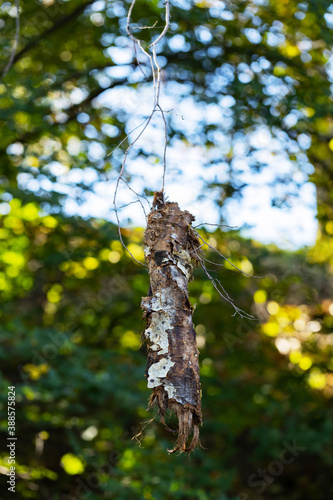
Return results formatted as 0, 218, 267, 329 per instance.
0, 207, 332, 499
0, 0, 333, 499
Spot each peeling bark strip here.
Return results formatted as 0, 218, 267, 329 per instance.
141, 191, 202, 453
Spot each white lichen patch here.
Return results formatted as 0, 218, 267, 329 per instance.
141, 293, 165, 313
144, 311, 171, 355
147, 357, 175, 388
142, 288, 177, 324
177, 260, 191, 279
164, 381, 176, 399
150, 290, 176, 313
169, 265, 188, 291
149, 292, 164, 311
174, 249, 192, 280
144, 246, 151, 258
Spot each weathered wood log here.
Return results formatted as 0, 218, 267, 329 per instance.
141, 191, 202, 453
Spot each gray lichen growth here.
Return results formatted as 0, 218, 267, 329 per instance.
147, 357, 175, 388
143, 311, 172, 354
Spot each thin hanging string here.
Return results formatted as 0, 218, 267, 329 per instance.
112, 0, 170, 265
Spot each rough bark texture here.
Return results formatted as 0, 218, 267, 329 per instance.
141, 191, 202, 453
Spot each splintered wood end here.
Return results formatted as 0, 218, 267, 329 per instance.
167, 403, 201, 454
148, 387, 201, 454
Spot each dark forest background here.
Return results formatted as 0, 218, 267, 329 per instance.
0, 0, 333, 499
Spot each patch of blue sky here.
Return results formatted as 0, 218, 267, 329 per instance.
32, 74, 318, 249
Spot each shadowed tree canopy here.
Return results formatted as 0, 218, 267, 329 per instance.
0, 0, 333, 219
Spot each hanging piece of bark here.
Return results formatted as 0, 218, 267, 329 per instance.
141, 191, 202, 453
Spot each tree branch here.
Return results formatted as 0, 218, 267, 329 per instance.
0, 77, 128, 158
1, 0, 94, 72
1, 0, 20, 82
